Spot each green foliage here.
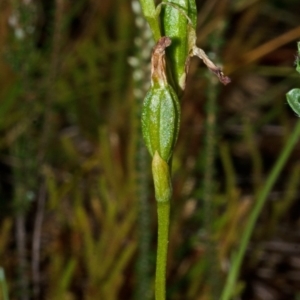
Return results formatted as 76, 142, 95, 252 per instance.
287, 88, 300, 116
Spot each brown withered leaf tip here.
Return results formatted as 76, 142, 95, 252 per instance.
154, 36, 172, 54
191, 47, 231, 85
209, 67, 231, 85
152, 37, 231, 86
151, 36, 172, 85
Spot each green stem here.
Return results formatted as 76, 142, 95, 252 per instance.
139, 0, 161, 41
221, 120, 300, 300
155, 201, 170, 300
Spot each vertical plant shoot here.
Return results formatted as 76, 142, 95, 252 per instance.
141, 36, 180, 300
138, 1, 230, 299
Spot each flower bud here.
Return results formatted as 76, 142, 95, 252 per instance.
141, 83, 180, 161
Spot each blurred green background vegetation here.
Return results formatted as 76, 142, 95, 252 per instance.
1, 0, 300, 299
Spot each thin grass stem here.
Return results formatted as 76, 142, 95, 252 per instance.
221, 120, 300, 300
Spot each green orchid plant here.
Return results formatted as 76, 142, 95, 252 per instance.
138, 0, 229, 299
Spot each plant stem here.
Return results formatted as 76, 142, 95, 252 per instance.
221, 120, 300, 300
155, 201, 170, 300
139, 0, 161, 41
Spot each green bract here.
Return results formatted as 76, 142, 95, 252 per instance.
152, 151, 172, 202
163, 0, 189, 92
162, 0, 197, 94
141, 83, 180, 162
